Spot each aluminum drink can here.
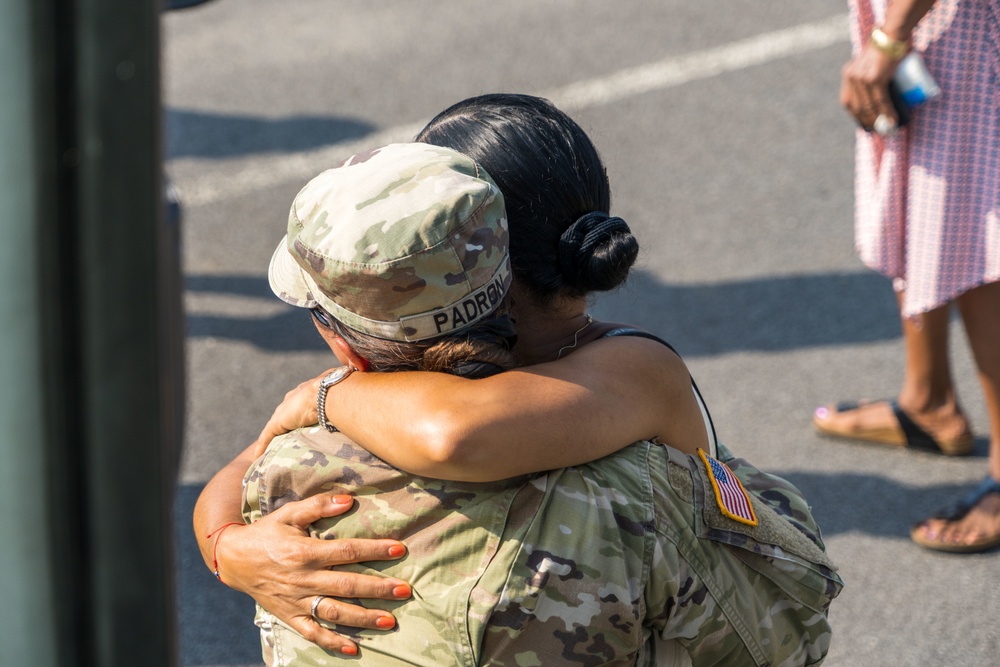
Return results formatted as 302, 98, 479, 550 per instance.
893, 51, 941, 108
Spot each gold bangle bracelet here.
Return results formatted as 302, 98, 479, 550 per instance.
870, 27, 908, 60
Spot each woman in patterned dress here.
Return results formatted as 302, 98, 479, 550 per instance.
814, 0, 1000, 552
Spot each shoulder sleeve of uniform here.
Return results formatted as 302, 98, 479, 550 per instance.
242, 429, 363, 523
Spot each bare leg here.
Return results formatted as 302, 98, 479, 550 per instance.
813, 291, 972, 449
913, 281, 1000, 549
898, 299, 957, 414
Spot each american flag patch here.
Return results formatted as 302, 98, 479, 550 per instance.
698, 449, 758, 526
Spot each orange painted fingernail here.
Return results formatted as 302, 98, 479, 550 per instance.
388, 545, 406, 558
333, 495, 352, 505
376, 615, 396, 629
341, 644, 358, 656
392, 584, 411, 598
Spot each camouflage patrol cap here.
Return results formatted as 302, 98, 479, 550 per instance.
269, 143, 511, 342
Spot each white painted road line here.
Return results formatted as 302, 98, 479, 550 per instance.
550, 13, 849, 111
168, 14, 848, 208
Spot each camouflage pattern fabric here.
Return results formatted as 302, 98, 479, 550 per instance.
243, 432, 842, 666
267, 143, 512, 342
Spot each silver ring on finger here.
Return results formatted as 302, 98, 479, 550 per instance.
311, 595, 327, 622
874, 114, 898, 136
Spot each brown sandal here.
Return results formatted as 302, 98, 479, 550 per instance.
813, 399, 973, 456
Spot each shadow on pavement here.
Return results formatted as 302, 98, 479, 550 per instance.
595, 268, 901, 357
166, 108, 376, 159
185, 274, 327, 352
187, 310, 328, 352
780, 469, 988, 540
185, 269, 901, 355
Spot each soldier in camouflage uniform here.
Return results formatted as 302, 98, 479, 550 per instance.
246, 142, 843, 666
246, 435, 842, 667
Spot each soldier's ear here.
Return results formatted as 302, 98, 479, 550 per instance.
330, 336, 370, 372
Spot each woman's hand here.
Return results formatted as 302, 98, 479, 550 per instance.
840, 43, 900, 133
215, 493, 411, 655
252, 370, 334, 458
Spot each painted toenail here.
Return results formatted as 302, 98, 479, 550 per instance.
814, 407, 829, 419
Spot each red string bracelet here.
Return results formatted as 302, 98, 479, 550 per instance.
206, 521, 243, 583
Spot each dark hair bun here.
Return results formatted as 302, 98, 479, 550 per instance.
557, 212, 638, 294
417, 94, 633, 304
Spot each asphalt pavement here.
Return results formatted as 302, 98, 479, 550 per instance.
164, 2, 1000, 665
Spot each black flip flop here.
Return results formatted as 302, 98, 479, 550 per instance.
911, 477, 1000, 553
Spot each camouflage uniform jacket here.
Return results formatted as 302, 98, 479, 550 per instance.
243, 428, 842, 667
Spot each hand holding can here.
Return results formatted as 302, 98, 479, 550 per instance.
883, 51, 941, 132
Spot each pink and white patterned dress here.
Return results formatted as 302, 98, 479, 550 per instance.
849, 0, 1000, 317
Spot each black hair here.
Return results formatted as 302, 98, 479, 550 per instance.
416, 94, 639, 306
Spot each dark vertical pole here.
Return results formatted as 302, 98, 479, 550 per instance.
74, 0, 183, 663
0, 0, 182, 664
0, 0, 60, 660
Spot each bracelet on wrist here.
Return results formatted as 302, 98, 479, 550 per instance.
869, 27, 908, 60
206, 521, 243, 583
317, 365, 356, 433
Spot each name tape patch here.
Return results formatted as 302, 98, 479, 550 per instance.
398, 260, 511, 340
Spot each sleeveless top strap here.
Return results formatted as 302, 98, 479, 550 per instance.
601, 327, 718, 457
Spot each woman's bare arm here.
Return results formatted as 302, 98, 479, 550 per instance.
192, 444, 413, 654
257, 336, 708, 481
